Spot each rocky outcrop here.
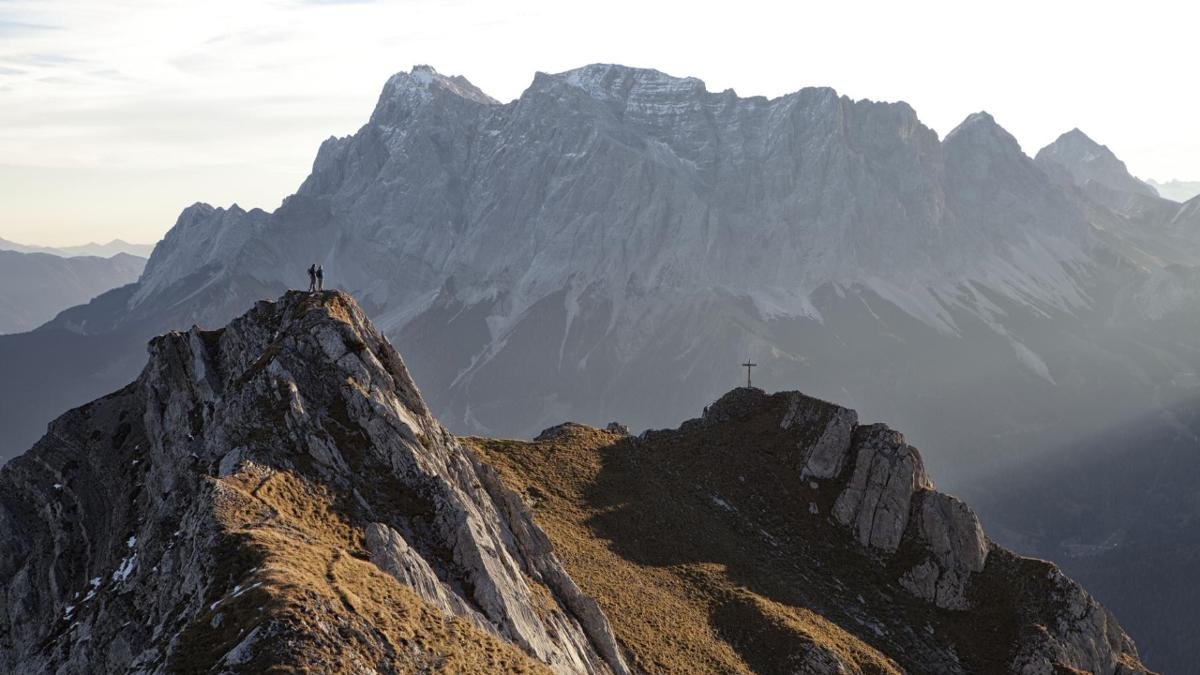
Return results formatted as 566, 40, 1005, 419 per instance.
898, 491, 988, 610
782, 393, 858, 480
831, 425, 933, 553
685, 388, 1152, 674
0, 290, 627, 674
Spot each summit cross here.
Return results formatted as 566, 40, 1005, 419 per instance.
742, 359, 757, 388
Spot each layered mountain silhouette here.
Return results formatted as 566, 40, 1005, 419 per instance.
0, 249, 145, 334
0, 290, 1154, 673
2, 64, 1199, 669
1146, 178, 1200, 203
0, 237, 155, 259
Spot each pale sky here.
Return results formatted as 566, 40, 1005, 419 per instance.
1, 0, 1197, 246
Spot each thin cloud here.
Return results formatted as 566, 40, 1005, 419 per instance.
0, 20, 61, 36
4, 53, 88, 67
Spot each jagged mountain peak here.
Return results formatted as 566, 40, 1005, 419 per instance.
539, 63, 708, 100
0, 289, 630, 672
1035, 127, 1158, 198
370, 64, 498, 125
944, 111, 1023, 155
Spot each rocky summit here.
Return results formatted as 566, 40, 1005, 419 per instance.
0, 291, 626, 674
0, 291, 1152, 673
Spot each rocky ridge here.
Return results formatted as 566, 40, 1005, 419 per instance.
0, 290, 626, 673
0, 291, 1155, 673
477, 387, 1153, 674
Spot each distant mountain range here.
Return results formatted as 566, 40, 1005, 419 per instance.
1146, 178, 1200, 203
0, 249, 145, 334
1, 64, 1199, 669
0, 237, 156, 258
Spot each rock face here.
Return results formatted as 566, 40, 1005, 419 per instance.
898, 491, 988, 610
0, 290, 627, 673
11, 64, 1200, 495
831, 424, 933, 553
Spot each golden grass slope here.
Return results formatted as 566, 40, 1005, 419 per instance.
468, 425, 903, 675
170, 464, 548, 674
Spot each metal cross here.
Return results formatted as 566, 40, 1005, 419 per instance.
742, 359, 757, 388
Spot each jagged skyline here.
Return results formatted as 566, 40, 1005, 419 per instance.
1, 0, 1197, 246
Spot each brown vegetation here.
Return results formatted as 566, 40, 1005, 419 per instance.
468, 425, 904, 675
170, 465, 547, 674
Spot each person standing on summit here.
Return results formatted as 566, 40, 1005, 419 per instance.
316, 264, 324, 291
307, 263, 318, 292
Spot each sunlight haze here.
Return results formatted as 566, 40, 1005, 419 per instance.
1, 0, 1196, 245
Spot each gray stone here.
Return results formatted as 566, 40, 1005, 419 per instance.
831, 425, 932, 553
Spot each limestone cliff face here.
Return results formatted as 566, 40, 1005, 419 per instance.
0, 290, 626, 674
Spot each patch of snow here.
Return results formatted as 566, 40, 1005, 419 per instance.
709, 494, 736, 512
1011, 340, 1056, 385
112, 554, 137, 583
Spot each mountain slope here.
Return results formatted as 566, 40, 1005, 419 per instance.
470, 388, 1152, 674
0, 290, 627, 673
1035, 129, 1159, 200
0, 291, 1152, 673
0, 250, 145, 334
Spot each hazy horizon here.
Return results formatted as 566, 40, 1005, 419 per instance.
2, 0, 1198, 246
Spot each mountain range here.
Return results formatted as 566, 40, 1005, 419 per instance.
0, 237, 156, 259
0, 290, 1154, 673
2, 64, 1199, 670
0, 249, 145, 334
1146, 178, 1200, 203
